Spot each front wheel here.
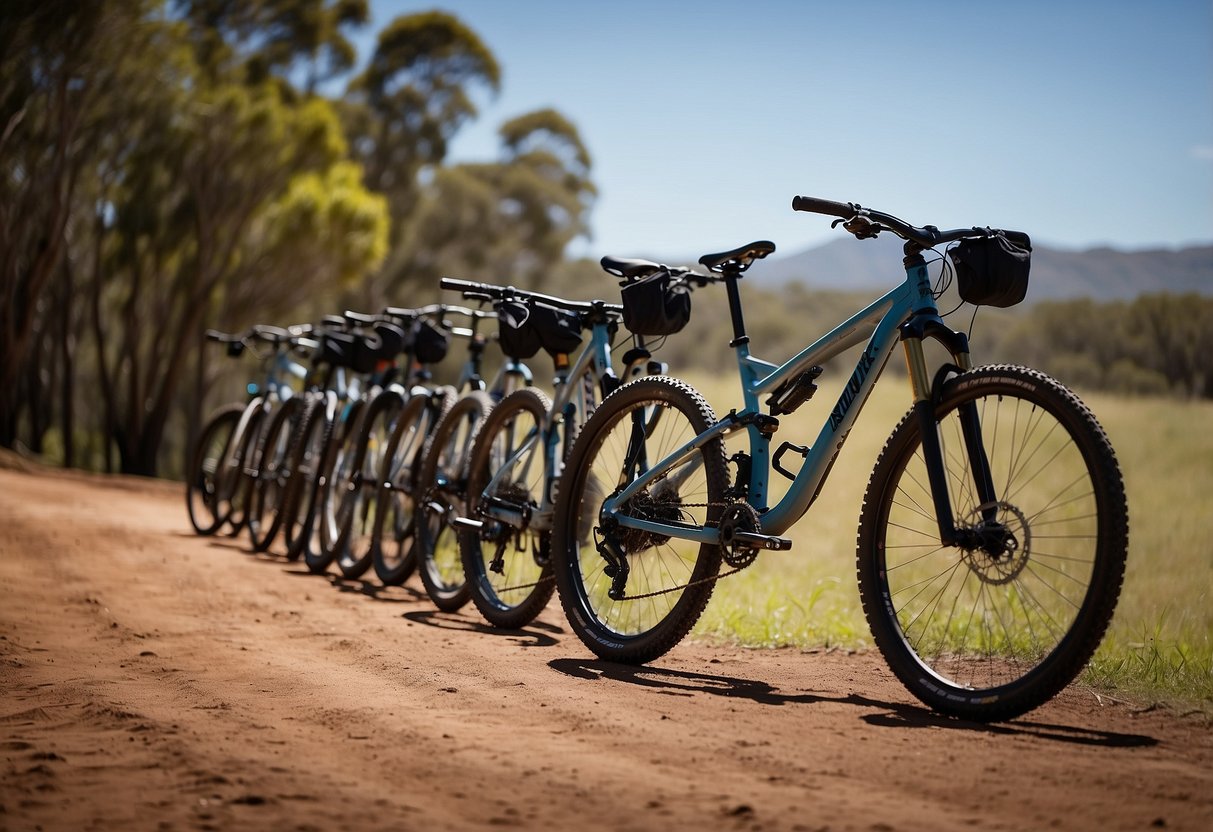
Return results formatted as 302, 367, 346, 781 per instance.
552, 376, 728, 664
247, 396, 305, 552
371, 388, 454, 586
335, 390, 406, 580
186, 403, 243, 535
857, 364, 1128, 721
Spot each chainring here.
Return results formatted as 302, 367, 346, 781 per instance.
718, 502, 762, 569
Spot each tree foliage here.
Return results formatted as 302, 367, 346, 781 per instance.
997, 293, 1213, 398
0, 1, 596, 476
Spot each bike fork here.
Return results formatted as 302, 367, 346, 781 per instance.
903, 338, 997, 546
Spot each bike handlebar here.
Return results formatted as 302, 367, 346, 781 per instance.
792, 194, 1025, 248
791, 195, 855, 220
439, 277, 624, 316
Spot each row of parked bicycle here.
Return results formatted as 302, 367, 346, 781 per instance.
186, 255, 706, 626
188, 194, 1128, 722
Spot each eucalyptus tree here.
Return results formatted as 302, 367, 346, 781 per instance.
396, 108, 597, 291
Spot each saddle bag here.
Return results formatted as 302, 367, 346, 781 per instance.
620, 271, 691, 336
949, 230, 1032, 308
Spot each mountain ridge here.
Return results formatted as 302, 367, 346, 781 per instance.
739, 236, 1213, 300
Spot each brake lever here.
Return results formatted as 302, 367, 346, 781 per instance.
843, 215, 882, 239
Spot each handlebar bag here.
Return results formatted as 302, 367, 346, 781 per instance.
410, 319, 450, 365
372, 322, 406, 359
949, 231, 1032, 308
497, 300, 542, 359
530, 301, 583, 355
321, 331, 356, 369
349, 322, 406, 372
620, 271, 691, 336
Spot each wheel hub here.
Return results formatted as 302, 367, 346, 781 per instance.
958, 501, 1030, 585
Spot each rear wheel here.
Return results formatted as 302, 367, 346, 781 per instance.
461, 388, 555, 628
552, 376, 728, 663
414, 391, 493, 609
856, 364, 1128, 721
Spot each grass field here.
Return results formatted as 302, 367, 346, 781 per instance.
677, 368, 1213, 709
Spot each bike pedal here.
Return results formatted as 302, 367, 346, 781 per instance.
732, 531, 793, 551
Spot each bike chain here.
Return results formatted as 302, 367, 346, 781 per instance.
601, 499, 754, 602
488, 498, 763, 600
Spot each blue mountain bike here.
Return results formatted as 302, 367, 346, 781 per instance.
551, 196, 1128, 721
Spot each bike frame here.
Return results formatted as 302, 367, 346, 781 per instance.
602, 251, 979, 544
228, 339, 308, 467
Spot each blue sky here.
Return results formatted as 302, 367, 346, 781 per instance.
359, 0, 1211, 260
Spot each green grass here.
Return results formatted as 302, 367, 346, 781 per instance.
676, 370, 1213, 709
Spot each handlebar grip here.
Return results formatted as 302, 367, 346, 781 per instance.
791, 195, 856, 219
439, 276, 482, 293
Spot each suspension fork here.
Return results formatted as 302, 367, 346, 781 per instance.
901, 329, 997, 546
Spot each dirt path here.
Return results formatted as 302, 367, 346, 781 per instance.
1, 464, 1210, 832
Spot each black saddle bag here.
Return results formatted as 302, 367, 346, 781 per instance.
620, 271, 691, 336
949, 230, 1032, 308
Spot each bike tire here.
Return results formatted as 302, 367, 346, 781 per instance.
414, 390, 494, 609
460, 387, 556, 629
247, 396, 305, 552
335, 390, 406, 579
371, 388, 456, 587
308, 398, 366, 574
219, 401, 267, 537
279, 398, 327, 560
856, 364, 1128, 721
552, 376, 728, 663
186, 403, 244, 535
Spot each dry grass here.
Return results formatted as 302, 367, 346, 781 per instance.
676, 369, 1213, 708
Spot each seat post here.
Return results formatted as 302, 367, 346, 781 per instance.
724, 269, 749, 348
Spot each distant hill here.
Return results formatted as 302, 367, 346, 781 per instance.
745, 235, 1213, 300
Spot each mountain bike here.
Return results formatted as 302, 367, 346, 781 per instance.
551, 195, 1128, 721
441, 277, 676, 629
408, 306, 544, 607
331, 306, 457, 581
186, 325, 309, 537
248, 313, 393, 558
294, 313, 399, 572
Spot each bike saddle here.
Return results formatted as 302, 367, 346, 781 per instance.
698, 240, 776, 273
600, 255, 666, 281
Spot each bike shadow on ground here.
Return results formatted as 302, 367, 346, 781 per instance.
547, 658, 1158, 749
400, 609, 563, 648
